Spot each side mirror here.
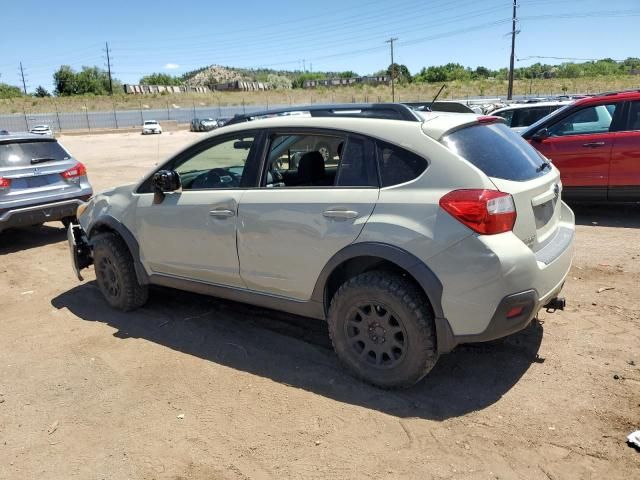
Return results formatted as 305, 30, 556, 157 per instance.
531, 128, 550, 142
151, 170, 181, 203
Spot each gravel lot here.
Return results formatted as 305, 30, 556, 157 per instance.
1, 130, 639, 480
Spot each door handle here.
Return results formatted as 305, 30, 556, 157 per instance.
582, 141, 606, 148
209, 209, 235, 218
323, 209, 358, 219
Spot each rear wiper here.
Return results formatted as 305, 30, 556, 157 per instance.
31, 157, 58, 164
536, 161, 551, 172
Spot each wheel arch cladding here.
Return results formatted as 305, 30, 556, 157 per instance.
88, 215, 149, 284
312, 242, 456, 353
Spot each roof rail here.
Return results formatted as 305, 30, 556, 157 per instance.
402, 101, 474, 113
225, 103, 421, 126
595, 88, 640, 97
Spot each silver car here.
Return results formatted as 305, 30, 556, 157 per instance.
67, 105, 573, 388
0, 133, 92, 232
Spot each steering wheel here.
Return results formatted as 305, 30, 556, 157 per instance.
191, 168, 240, 189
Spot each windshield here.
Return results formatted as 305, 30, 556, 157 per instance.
0, 140, 70, 167
144, 121, 158, 125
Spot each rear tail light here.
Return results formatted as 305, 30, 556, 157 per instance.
61, 162, 87, 179
0, 177, 10, 189
439, 189, 516, 235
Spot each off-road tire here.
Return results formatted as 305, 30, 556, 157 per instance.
327, 271, 439, 389
92, 232, 148, 311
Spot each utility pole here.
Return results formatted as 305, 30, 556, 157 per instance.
507, 0, 518, 100
19, 62, 27, 94
385, 37, 398, 102
105, 42, 114, 95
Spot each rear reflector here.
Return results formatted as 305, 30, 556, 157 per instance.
0, 177, 10, 189
439, 189, 516, 235
61, 162, 87, 179
506, 306, 524, 318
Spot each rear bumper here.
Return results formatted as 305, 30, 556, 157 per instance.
0, 196, 90, 232
429, 201, 575, 352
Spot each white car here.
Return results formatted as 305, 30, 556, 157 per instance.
491, 101, 572, 133
30, 125, 53, 136
142, 120, 162, 135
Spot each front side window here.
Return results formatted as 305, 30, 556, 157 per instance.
263, 133, 377, 188
548, 103, 617, 136
174, 135, 255, 190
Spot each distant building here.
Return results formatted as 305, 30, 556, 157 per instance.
303, 75, 391, 89
213, 81, 267, 92
123, 84, 210, 94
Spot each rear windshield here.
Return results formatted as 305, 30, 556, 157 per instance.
441, 123, 548, 181
0, 140, 70, 167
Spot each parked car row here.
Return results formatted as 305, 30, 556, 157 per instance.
190, 117, 232, 132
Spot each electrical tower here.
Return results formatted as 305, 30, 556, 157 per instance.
507, 0, 518, 100
105, 42, 114, 95
385, 37, 398, 102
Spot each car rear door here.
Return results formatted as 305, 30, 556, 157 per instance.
608, 100, 640, 200
529, 102, 621, 200
0, 138, 88, 209
237, 129, 379, 301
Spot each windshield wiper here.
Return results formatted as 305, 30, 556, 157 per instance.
536, 161, 551, 173
31, 157, 58, 164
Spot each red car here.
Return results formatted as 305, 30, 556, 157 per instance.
522, 90, 640, 201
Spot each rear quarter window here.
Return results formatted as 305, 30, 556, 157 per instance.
376, 140, 428, 187
442, 123, 548, 181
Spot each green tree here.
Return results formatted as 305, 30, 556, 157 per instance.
139, 73, 183, 86
53, 65, 78, 96
387, 63, 411, 83
0, 83, 23, 99
34, 85, 51, 97
338, 71, 358, 78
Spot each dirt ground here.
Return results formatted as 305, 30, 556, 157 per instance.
0, 130, 638, 480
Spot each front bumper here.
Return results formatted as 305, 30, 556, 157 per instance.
0, 197, 90, 232
67, 223, 93, 280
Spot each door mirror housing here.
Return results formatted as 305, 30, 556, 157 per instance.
531, 128, 550, 142
152, 170, 181, 192
152, 170, 181, 203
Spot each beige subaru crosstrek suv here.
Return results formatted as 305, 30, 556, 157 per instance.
68, 104, 574, 388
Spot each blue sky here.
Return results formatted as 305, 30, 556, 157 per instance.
1, 0, 639, 92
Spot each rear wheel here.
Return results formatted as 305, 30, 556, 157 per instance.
327, 271, 439, 389
92, 232, 148, 311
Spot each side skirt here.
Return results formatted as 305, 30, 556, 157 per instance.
149, 273, 326, 320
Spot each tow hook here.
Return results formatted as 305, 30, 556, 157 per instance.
544, 297, 566, 313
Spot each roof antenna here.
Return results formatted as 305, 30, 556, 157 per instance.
428, 84, 447, 111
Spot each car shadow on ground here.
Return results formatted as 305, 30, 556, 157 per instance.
571, 202, 640, 228
0, 224, 66, 255
52, 283, 544, 421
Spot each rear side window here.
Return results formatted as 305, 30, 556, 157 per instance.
376, 140, 428, 187
442, 123, 547, 181
0, 140, 70, 167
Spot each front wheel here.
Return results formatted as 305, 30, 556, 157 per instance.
92, 232, 148, 311
327, 271, 438, 389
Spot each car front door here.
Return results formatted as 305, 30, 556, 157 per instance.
530, 102, 620, 200
237, 130, 379, 300
609, 100, 640, 200
134, 131, 261, 287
